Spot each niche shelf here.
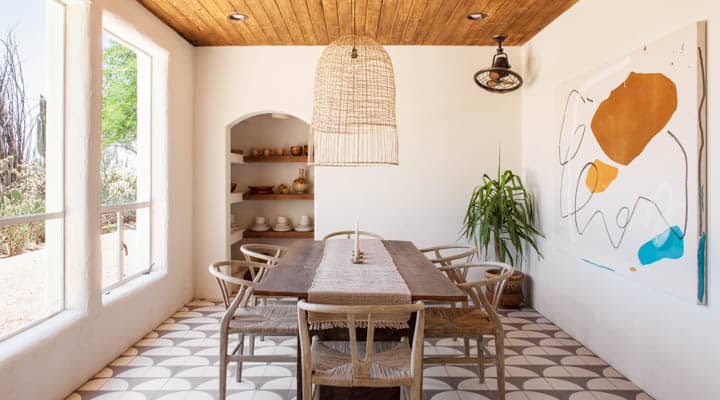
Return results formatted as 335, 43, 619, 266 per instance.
229, 152, 244, 164
244, 230, 314, 239
229, 192, 245, 204
244, 155, 308, 163
229, 227, 244, 245
243, 193, 313, 201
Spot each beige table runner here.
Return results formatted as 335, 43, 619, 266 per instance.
308, 239, 411, 329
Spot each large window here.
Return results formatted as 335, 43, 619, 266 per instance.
100, 32, 152, 290
0, 1, 65, 339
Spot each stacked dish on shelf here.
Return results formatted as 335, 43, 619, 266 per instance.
294, 215, 313, 232
248, 215, 314, 232
273, 216, 292, 232
250, 217, 270, 232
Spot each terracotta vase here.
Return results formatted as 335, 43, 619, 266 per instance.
293, 168, 308, 193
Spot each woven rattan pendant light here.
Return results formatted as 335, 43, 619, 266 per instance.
309, 2, 398, 166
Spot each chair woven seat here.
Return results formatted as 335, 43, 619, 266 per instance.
310, 340, 413, 387
228, 304, 298, 336
424, 307, 497, 338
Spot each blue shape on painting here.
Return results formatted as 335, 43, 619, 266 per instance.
638, 225, 684, 266
698, 232, 706, 303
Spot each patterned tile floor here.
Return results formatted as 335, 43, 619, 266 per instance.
67, 300, 653, 400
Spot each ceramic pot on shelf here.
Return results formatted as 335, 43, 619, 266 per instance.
293, 168, 308, 193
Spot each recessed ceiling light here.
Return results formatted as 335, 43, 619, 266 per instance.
467, 12, 487, 21
228, 13, 248, 21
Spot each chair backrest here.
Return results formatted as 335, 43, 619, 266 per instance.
419, 245, 477, 267
241, 243, 288, 264
322, 230, 384, 241
297, 300, 424, 381
240, 244, 288, 282
441, 261, 514, 313
208, 260, 260, 308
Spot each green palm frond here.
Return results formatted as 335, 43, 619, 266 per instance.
462, 168, 543, 266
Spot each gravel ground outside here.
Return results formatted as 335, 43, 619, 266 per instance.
0, 230, 140, 338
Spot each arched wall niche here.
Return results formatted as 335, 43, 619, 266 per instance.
224, 111, 314, 257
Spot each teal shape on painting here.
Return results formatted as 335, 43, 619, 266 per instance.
698, 232, 706, 303
638, 225, 684, 266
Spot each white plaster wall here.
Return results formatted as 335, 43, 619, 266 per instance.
520, 1, 720, 399
194, 46, 522, 298
0, 1, 194, 399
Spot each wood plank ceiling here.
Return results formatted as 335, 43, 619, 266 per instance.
137, 0, 578, 46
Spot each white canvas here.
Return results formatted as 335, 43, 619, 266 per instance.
556, 22, 707, 303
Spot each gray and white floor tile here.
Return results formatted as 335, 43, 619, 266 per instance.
67, 300, 652, 400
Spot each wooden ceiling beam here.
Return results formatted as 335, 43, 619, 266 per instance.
305, 0, 329, 44
137, 0, 578, 46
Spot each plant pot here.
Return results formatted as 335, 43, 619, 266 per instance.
484, 268, 524, 308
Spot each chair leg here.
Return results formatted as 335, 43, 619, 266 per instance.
411, 381, 422, 400
302, 380, 312, 400
260, 298, 267, 342
451, 302, 458, 343
463, 337, 470, 357
236, 333, 245, 382
476, 336, 485, 383
400, 385, 407, 400
495, 329, 506, 400
219, 329, 229, 400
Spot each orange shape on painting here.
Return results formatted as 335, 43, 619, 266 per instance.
591, 72, 677, 165
585, 159, 618, 193
629, 267, 638, 272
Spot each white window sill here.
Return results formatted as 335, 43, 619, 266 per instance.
0, 309, 85, 359
102, 267, 166, 306
0, 268, 167, 359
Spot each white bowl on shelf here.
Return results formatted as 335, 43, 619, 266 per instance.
250, 224, 270, 232
273, 224, 292, 232
294, 225, 313, 232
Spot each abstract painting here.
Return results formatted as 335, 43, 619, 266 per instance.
557, 22, 707, 304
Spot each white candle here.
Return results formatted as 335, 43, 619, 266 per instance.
354, 219, 360, 258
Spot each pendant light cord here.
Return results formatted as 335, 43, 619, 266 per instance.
351, 0, 357, 58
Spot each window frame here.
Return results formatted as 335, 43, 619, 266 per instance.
0, 0, 67, 341
0, 214, 65, 342
100, 29, 154, 293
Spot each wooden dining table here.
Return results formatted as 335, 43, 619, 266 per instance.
254, 239, 466, 400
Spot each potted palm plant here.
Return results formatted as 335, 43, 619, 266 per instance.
462, 166, 542, 307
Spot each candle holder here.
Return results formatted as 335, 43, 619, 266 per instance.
351, 250, 366, 264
